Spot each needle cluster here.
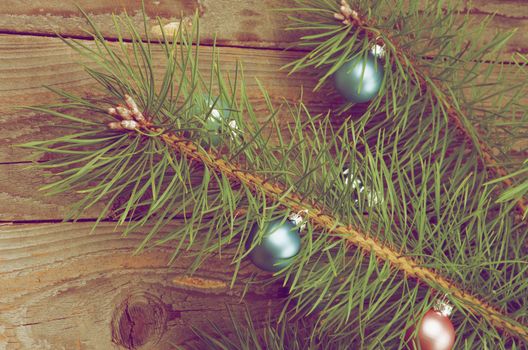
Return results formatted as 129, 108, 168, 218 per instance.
20, 1, 527, 348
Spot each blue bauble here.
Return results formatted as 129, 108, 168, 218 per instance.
195, 94, 231, 147
247, 218, 301, 272
333, 53, 384, 103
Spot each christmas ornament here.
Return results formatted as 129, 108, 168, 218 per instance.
246, 217, 302, 272
342, 168, 382, 206
407, 300, 456, 350
287, 209, 308, 231
333, 53, 384, 103
197, 95, 238, 146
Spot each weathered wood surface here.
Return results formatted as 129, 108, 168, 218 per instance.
467, 1, 528, 57
0, 0, 293, 49
1, 33, 527, 221
0, 0, 527, 59
0, 34, 339, 164
0, 222, 283, 349
0, 164, 104, 221
0, 2, 527, 349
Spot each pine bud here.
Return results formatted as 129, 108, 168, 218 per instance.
121, 120, 139, 130
124, 94, 139, 113
108, 121, 124, 130
116, 106, 133, 120
340, 6, 351, 16
107, 107, 118, 117
124, 94, 147, 123
134, 111, 147, 124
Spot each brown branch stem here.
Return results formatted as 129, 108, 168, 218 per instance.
335, 0, 527, 215
139, 125, 528, 342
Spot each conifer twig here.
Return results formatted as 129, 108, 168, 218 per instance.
333, 0, 527, 215
108, 97, 528, 341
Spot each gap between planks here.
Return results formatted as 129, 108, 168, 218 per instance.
0, 29, 309, 54
0, 0, 526, 61
0, 33, 525, 221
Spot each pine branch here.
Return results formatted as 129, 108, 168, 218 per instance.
338, 0, 527, 215
20, 7, 527, 347
104, 96, 528, 340
293, 0, 528, 215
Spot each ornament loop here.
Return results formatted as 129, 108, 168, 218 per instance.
434, 297, 454, 317
342, 168, 383, 206
288, 210, 308, 231
370, 43, 386, 58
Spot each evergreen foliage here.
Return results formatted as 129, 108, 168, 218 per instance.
21, 1, 527, 348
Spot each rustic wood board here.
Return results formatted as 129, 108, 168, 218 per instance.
0, 222, 284, 349
0, 0, 294, 49
1, 34, 526, 164
0, 164, 105, 221
0, 2, 526, 349
1, 34, 526, 221
0, 33, 339, 164
0, 0, 526, 59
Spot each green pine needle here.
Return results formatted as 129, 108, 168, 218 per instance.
18, 1, 528, 348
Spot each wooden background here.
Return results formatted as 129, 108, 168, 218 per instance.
0, 1, 526, 349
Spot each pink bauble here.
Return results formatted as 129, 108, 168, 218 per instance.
410, 309, 455, 350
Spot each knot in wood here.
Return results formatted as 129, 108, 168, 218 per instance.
111, 292, 167, 349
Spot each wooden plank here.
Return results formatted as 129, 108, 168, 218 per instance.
465, 0, 528, 57
0, 33, 526, 221
0, 34, 338, 164
0, 0, 527, 58
0, 221, 284, 349
467, 0, 528, 20
0, 0, 296, 49
2, 33, 527, 165
0, 164, 105, 221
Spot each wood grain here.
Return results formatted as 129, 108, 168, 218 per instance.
0, 33, 339, 164
0, 221, 284, 349
0, 164, 105, 221
468, 0, 528, 21
0, 0, 295, 49
466, 0, 528, 57
0, 0, 527, 59
0, 33, 526, 221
